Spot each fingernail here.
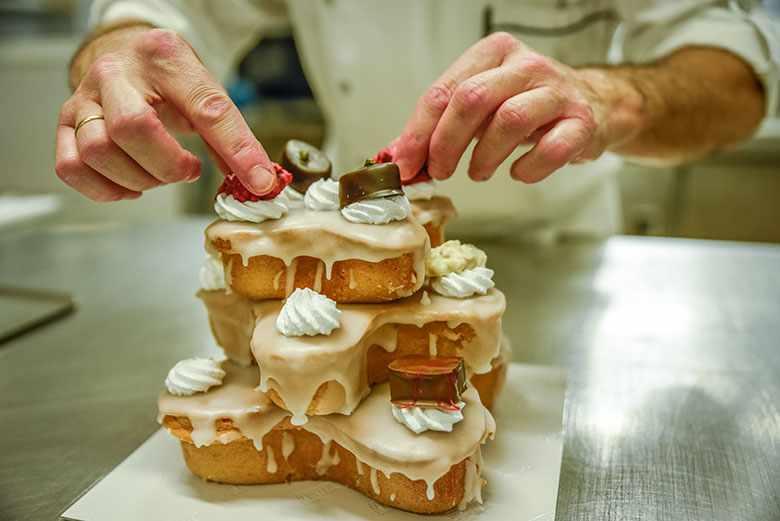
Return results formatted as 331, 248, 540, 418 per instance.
246, 165, 276, 195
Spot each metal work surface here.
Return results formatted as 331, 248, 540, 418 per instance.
0, 219, 778, 521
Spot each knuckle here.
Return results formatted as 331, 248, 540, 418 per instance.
519, 53, 556, 78
495, 102, 531, 133
486, 32, 518, 53
188, 86, 234, 126
89, 54, 121, 83
453, 79, 489, 114
107, 108, 158, 140
422, 83, 454, 114
136, 29, 186, 62
79, 134, 113, 163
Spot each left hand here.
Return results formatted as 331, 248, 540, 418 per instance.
392, 32, 621, 184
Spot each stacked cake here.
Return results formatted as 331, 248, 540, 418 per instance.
157, 141, 509, 514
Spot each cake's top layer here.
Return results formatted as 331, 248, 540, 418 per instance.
206, 209, 429, 275
158, 361, 495, 493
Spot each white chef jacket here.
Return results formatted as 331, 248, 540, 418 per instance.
89, 0, 779, 239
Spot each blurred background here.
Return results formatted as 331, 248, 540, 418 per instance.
1, 0, 779, 242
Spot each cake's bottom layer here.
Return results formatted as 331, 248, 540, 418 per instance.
221, 252, 424, 303
424, 222, 445, 248
178, 427, 476, 514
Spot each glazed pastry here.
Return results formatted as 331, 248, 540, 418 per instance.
198, 288, 505, 420
158, 363, 494, 514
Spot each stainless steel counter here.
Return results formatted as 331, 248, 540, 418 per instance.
0, 219, 778, 521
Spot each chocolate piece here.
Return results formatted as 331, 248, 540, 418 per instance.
388, 356, 467, 407
280, 140, 332, 193
339, 163, 404, 208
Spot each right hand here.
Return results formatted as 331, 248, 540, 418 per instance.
56, 26, 276, 202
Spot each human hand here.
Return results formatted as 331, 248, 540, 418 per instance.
393, 32, 631, 184
57, 26, 277, 201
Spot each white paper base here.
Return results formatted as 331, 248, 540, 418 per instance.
62, 364, 566, 520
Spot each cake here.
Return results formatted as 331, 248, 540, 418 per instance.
158, 141, 508, 514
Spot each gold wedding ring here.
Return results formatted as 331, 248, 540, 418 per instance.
74, 115, 104, 136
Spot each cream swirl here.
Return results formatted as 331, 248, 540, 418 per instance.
199, 254, 225, 291
340, 195, 411, 224
391, 402, 465, 434
214, 193, 289, 223
165, 358, 226, 396
304, 178, 340, 211
402, 181, 436, 201
281, 186, 305, 209
431, 267, 495, 298
276, 287, 342, 336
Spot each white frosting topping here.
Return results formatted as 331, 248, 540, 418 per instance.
214, 193, 289, 223
199, 254, 225, 291
304, 178, 340, 211
391, 402, 465, 434
402, 181, 436, 201
432, 267, 495, 298
276, 288, 342, 337
427, 240, 487, 278
165, 358, 226, 396
341, 195, 411, 225
281, 186, 305, 209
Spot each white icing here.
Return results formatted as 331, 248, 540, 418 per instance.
214, 193, 288, 223
304, 178, 340, 211
316, 440, 341, 475
402, 181, 436, 201
369, 467, 380, 495
276, 288, 342, 337
391, 402, 465, 434
431, 267, 495, 298
281, 186, 305, 209
266, 445, 277, 474
281, 431, 295, 461
199, 254, 226, 291
165, 358, 225, 396
341, 195, 411, 225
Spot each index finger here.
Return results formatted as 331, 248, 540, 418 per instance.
394, 32, 521, 180
152, 46, 276, 195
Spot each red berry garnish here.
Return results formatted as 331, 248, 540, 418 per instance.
372, 147, 394, 164
217, 163, 293, 202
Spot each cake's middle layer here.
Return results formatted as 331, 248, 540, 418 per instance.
206, 210, 430, 302
199, 289, 506, 422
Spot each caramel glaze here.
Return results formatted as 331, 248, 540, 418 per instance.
198, 288, 505, 421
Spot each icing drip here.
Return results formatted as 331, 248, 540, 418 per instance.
426, 481, 435, 501
432, 267, 495, 299
285, 258, 298, 297
369, 468, 381, 495
205, 212, 428, 296
197, 290, 256, 366
403, 181, 436, 201
165, 358, 225, 396
390, 493, 396, 502
272, 270, 283, 291
281, 431, 295, 461
356, 459, 364, 476
276, 288, 342, 337
304, 178, 340, 211
428, 333, 438, 356
341, 195, 411, 225
420, 290, 431, 306
313, 261, 324, 292
391, 402, 465, 434
291, 414, 308, 426
159, 368, 494, 500
266, 445, 278, 474
458, 452, 485, 510
214, 193, 288, 223
316, 440, 341, 475
199, 254, 226, 291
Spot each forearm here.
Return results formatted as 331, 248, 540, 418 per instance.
583, 47, 766, 165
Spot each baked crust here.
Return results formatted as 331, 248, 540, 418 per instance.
217, 250, 423, 303
164, 418, 471, 514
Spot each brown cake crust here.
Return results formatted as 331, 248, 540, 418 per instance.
217, 250, 422, 303
164, 418, 470, 514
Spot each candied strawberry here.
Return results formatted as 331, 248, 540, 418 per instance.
217, 163, 292, 202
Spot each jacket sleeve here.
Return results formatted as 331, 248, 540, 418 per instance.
88, 0, 290, 81
616, 0, 779, 119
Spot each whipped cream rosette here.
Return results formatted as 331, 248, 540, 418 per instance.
165, 358, 226, 396
427, 240, 495, 298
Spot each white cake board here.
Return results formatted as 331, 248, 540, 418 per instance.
62, 364, 566, 521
